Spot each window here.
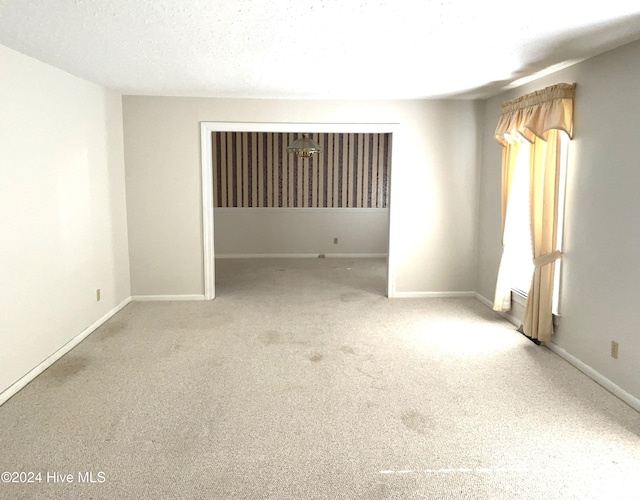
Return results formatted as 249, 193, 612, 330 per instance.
493, 83, 575, 341
552, 132, 569, 315
502, 133, 569, 315
502, 139, 534, 296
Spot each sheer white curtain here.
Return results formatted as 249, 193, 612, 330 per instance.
493, 139, 533, 311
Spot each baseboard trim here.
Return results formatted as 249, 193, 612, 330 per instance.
391, 291, 476, 298
131, 295, 205, 301
545, 342, 640, 413
475, 293, 520, 327
326, 253, 387, 259
216, 253, 386, 259
475, 293, 640, 413
0, 297, 131, 407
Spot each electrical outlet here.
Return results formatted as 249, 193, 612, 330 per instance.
611, 340, 619, 359
96, 289, 101, 302
333, 237, 338, 245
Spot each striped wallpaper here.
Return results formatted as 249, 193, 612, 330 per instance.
211, 132, 391, 208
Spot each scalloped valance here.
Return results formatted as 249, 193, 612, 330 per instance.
494, 83, 576, 146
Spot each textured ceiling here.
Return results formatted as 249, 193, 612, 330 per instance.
1, 1, 640, 99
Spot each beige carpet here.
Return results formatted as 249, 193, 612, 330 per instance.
1, 258, 639, 499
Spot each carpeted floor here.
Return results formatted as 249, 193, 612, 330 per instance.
1, 258, 639, 499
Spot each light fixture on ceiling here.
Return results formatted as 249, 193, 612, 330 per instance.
287, 133, 321, 159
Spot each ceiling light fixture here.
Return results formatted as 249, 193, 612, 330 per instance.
287, 133, 321, 159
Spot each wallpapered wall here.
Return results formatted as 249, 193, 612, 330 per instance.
212, 132, 391, 208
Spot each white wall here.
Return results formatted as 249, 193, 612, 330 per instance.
122, 98, 480, 296
214, 208, 389, 256
0, 45, 131, 395
477, 39, 640, 401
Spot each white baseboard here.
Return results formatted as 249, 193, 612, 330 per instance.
391, 291, 476, 298
474, 293, 494, 309
131, 294, 205, 301
326, 253, 387, 258
474, 293, 640, 414
545, 342, 640, 413
475, 293, 520, 327
216, 253, 386, 259
0, 297, 131, 407
217, 254, 320, 259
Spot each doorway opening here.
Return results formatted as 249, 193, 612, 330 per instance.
200, 122, 399, 300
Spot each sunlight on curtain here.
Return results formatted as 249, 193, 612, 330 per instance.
493, 140, 533, 311
506, 142, 534, 293
523, 129, 563, 341
493, 83, 575, 342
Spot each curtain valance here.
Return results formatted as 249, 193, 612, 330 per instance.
494, 83, 576, 146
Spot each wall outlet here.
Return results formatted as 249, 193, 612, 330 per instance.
333, 237, 338, 244
96, 289, 101, 302
611, 340, 619, 359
